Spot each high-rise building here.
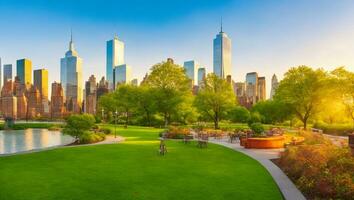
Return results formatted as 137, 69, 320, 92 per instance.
257, 77, 266, 101
270, 74, 279, 99
213, 24, 232, 79
3, 64, 12, 85
234, 82, 247, 107
84, 75, 97, 114
183, 60, 199, 86
106, 36, 125, 90
197, 68, 206, 86
114, 64, 132, 86
0, 80, 17, 119
131, 78, 138, 86
96, 77, 109, 101
51, 82, 65, 119
16, 59, 32, 85
246, 72, 258, 105
0, 58, 2, 90
60, 33, 83, 113
33, 69, 48, 100
27, 85, 42, 118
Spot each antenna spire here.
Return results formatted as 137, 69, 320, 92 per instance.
220, 17, 223, 33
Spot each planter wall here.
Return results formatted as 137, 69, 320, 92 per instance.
245, 136, 285, 149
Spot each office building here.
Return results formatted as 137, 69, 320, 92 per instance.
51, 82, 65, 119
3, 64, 12, 85
246, 72, 258, 105
257, 77, 266, 101
60, 33, 83, 113
106, 36, 125, 90
270, 74, 279, 99
213, 24, 232, 78
84, 75, 97, 114
183, 60, 199, 86
16, 59, 32, 85
198, 68, 206, 86
114, 64, 132, 86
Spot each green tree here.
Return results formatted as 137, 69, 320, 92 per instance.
251, 100, 293, 124
113, 84, 138, 127
143, 61, 191, 127
63, 114, 95, 142
134, 86, 158, 126
274, 66, 328, 129
228, 106, 250, 123
194, 73, 236, 129
330, 67, 354, 126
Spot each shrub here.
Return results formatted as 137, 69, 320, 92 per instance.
79, 132, 106, 144
100, 127, 112, 134
248, 112, 262, 126
249, 123, 264, 136
313, 121, 354, 136
163, 126, 190, 139
63, 114, 96, 141
228, 106, 250, 123
278, 144, 354, 199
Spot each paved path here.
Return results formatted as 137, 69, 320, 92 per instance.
0, 135, 125, 157
209, 138, 306, 200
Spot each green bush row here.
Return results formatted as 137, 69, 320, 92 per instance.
313, 122, 354, 136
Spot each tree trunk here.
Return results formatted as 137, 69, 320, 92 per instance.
214, 112, 219, 129
164, 112, 168, 128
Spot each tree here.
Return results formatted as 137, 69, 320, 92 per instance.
134, 86, 158, 126
63, 114, 95, 142
143, 61, 191, 127
113, 84, 138, 127
194, 73, 236, 129
228, 106, 250, 123
251, 100, 293, 124
330, 67, 354, 126
274, 66, 328, 129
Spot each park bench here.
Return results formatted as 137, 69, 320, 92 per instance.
183, 134, 194, 144
197, 134, 209, 148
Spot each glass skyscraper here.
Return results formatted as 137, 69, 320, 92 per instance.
198, 67, 206, 86
183, 60, 200, 86
213, 26, 232, 79
60, 35, 83, 113
106, 36, 125, 90
34, 69, 48, 100
16, 58, 32, 85
114, 64, 132, 86
3, 64, 12, 85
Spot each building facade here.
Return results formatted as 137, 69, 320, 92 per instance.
106, 36, 125, 90
183, 60, 199, 86
16, 59, 32, 85
51, 82, 65, 119
197, 68, 206, 86
270, 74, 279, 99
3, 64, 12, 85
257, 77, 266, 101
84, 75, 97, 115
114, 64, 132, 86
60, 35, 83, 113
213, 26, 232, 79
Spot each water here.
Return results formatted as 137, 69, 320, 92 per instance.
0, 129, 74, 154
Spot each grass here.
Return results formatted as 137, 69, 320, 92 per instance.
0, 125, 283, 200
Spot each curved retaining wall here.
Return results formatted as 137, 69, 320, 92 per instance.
245, 136, 285, 149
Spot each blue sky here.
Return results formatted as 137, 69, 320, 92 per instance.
0, 0, 354, 97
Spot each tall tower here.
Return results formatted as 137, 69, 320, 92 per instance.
213, 21, 232, 79
34, 69, 48, 100
60, 32, 83, 113
0, 58, 2, 90
183, 60, 200, 86
114, 64, 132, 86
3, 64, 12, 85
270, 74, 279, 99
16, 58, 32, 85
106, 36, 125, 90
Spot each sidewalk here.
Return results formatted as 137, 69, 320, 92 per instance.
209, 138, 306, 200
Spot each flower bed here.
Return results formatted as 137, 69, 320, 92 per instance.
244, 136, 285, 149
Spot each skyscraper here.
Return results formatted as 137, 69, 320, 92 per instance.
0, 58, 2, 90
106, 36, 125, 90
246, 72, 258, 105
213, 24, 232, 79
198, 68, 206, 86
33, 69, 48, 100
257, 77, 266, 101
183, 60, 199, 86
3, 64, 12, 85
114, 64, 132, 86
60, 33, 83, 113
16, 58, 32, 85
84, 75, 97, 114
270, 74, 279, 99
51, 82, 65, 119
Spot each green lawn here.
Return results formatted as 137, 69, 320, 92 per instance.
0, 125, 283, 200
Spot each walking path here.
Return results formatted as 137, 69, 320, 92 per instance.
0, 135, 125, 157
209, 138, 306, 200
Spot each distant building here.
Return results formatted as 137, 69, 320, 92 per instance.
213, 24, 231, 79
183, 60, 199, 86
3, 64, 12, 85
246, 72, 258, 105
131, 78, 138, 86
257, 77, 266, 101
114, 64, 132, 86
60, 33, 83, 113
27, 85, 42, 118
0, 58, 2, 90
270, 74, 279, 99
106, 36, 125, 90
0, 80, 17, 119
96, 77, 109, 101
84, 75, 97, 115
51, 82, 65, 119
16, 58, 32, 85
34, 69, 49, 116
197, 68, 206, 86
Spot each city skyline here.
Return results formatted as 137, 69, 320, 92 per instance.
1, 0, 354, 98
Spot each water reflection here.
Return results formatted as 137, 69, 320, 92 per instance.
0, 129, 74, 154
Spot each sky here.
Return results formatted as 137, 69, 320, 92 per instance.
0, 0, 354, 97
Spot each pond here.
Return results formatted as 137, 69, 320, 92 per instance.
0, 129, 74, 155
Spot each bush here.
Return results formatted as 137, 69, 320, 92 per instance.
100, 127, 112, 134
79, 132, 106, 144
313, 121, 354, 136
248, 112, 262, 126
278, 144, 354, 199
249, 123, 264, 136
228, 106, 250, 123
163, 126, 190, 139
